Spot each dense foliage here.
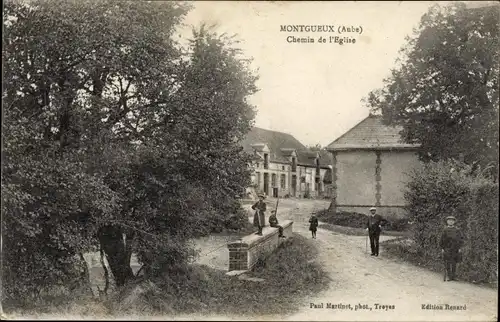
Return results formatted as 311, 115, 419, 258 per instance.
405, 160, 498, 283
363, 2, 498, 285
366, 3, 499, 175
2, 0, 257, 307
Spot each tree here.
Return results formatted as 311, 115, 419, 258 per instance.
366, 3, 499, 177
2, 0, 257, 305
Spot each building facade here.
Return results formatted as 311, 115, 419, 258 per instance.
326, 115, 421, 217
242, 127, 331, 198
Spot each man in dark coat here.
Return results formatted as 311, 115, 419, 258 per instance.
252, 194, 267, 235
269, 210, 285, 238
365, 207, 388, 256
440, 215, 464, 281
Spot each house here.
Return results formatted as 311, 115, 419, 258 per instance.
241, 127, 332, 198
325, 115, 421, 217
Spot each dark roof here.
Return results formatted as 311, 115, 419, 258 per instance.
326, 115, 420, 151
241, 127, 306, 162
241, 127, 333, 167
250, 143, 267, 152
296, 149, 332, 168
297, 150, 318, 166
280, 148, 296, 157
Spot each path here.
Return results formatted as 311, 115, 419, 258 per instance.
281, 199, 498, 322
8, 199, 496, 321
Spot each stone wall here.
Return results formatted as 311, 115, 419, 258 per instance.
227, 220, 293, 271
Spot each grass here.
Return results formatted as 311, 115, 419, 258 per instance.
133, 233, 330, 317
380, 237, 458, 281
380, 237, 498, 289
318, 223, 410, 237
4, 233, 330, 319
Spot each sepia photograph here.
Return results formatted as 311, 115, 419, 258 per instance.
1, 0, 499, 321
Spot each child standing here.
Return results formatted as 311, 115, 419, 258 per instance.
309, 213, 319, 239
440, 215, 464, 281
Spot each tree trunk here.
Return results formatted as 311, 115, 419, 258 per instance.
99, 246, 110, 295
98, 225, 135, 287
78, 252, 95, 297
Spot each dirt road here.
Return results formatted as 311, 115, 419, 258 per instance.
279, 199, 498, 322
9, 199, 496, 321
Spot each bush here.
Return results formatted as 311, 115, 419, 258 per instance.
224, 208, 252, 231
201, 199, 252, 234
385, 218, 410, 231
316, 210, 408, 232
404, 160, 498, 284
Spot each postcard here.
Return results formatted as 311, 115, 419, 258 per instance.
2, 1, 498, 321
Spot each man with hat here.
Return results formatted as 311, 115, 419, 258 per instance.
365, 207, 388, 256
252, 194, 267, 235
440, 215, 464, 281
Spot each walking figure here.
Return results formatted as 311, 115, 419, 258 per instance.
309, 213, 318, 239
269, 210, 285, 238
365, 207, 387, 256
252, 194, 267, 235
440, 215, 464, 281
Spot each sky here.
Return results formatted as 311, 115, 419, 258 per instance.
180, 1, 443, 147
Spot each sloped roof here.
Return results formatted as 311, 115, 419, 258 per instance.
241, 127, 334, 167
326, 115, 420, 151
296, 150, 332, 168
250, 143, 268, 152
297, 150, 318, 166
241, 127, 306, 162
280, 148, 296, 157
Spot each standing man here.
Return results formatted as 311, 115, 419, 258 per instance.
252, 194, 267, 236
366, 207, 387, 256
440, 215, 464, 281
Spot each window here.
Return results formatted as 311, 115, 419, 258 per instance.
292, 157, 297, 172
282, 166, 285, 171
264, 154, 269, 169
280, 174, 286, 189
271, 173, 277, 187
